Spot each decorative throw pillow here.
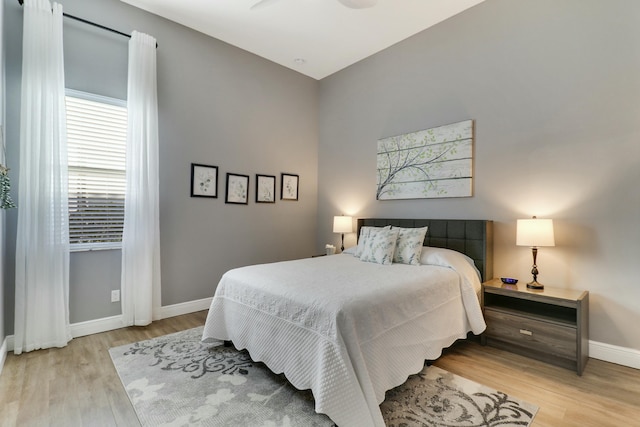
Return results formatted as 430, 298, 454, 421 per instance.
393, 226, 428, 265
359, 228, 399, 265
355, 226, 390, 258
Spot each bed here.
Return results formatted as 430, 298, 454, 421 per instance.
202, 218, 493, 426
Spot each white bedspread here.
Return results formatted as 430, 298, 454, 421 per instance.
202, 253, 486, 427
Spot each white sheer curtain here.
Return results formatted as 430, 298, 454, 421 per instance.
121, 31, 161, 326
14, 0, 71, 354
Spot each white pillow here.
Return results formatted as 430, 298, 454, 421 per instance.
420, 246, 482, 282
359, 228, 399, 265
392, 226, 428, 265
354, 225, 390, 258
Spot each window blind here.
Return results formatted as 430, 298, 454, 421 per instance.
66, 91, 127, 251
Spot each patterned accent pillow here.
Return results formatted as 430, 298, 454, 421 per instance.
354, 226, 391, 258
359, 228, 399, 265
393, 226, 428, 265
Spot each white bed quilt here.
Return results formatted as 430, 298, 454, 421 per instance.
202, 253, 486, 427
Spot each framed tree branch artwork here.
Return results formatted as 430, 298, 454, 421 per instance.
256, 174, 276, 203
376, 120, 473, 200
190, 163, 218, 198
280, 173, 299, 201
225, 173, 249, 205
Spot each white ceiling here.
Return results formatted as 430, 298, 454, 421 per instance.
120, 0, 485, 80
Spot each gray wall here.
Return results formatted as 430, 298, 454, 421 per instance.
3, 0, 319, 332
317, 0, 640, 351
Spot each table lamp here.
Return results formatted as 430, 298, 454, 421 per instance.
516, 216, 555, 289
333, 215, 352, 252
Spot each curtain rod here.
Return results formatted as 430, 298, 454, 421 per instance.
17, 0, 158, 48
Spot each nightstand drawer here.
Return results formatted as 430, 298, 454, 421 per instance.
484, 308, 577, 360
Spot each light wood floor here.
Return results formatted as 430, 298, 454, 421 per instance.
1, 311, 639, 427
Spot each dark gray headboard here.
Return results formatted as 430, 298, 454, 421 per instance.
357, 218, 494, 282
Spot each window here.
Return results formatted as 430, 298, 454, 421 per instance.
66, 90, 127, 251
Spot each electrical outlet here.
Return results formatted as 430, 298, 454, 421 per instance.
111, 289, 120, 303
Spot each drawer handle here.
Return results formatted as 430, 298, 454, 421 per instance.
519, 329, 533, 336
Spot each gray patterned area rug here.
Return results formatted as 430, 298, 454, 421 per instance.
109, 327, 538, 427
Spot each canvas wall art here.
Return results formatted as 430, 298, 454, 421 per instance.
376, 120, 473, 200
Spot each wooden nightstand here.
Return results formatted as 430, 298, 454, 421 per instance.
481, 278, 589, 375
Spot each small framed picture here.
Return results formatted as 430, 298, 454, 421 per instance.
225, 173, 249, 205
281, 173, 299, 201
256, 174, 276, 203
191, 163, 218, 198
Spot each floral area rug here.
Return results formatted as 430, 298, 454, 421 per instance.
109, 327, 538, 427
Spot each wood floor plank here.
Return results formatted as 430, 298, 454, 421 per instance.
1, 310, 638, 426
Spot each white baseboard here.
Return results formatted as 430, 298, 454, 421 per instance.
158, 297, 212, 320
3, 297, 213, 353
71, 315, 126, 339
589, 340, 640, 370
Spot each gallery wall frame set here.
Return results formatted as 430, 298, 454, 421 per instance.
225, 173, 249, 205
281, 173, 299, 201
190, 163, 298, 204
256, 174, 276, 203
190, 163, 218, 198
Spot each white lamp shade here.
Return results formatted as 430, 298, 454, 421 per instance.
516, 218, 555, 247
333, 216, 353, 233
